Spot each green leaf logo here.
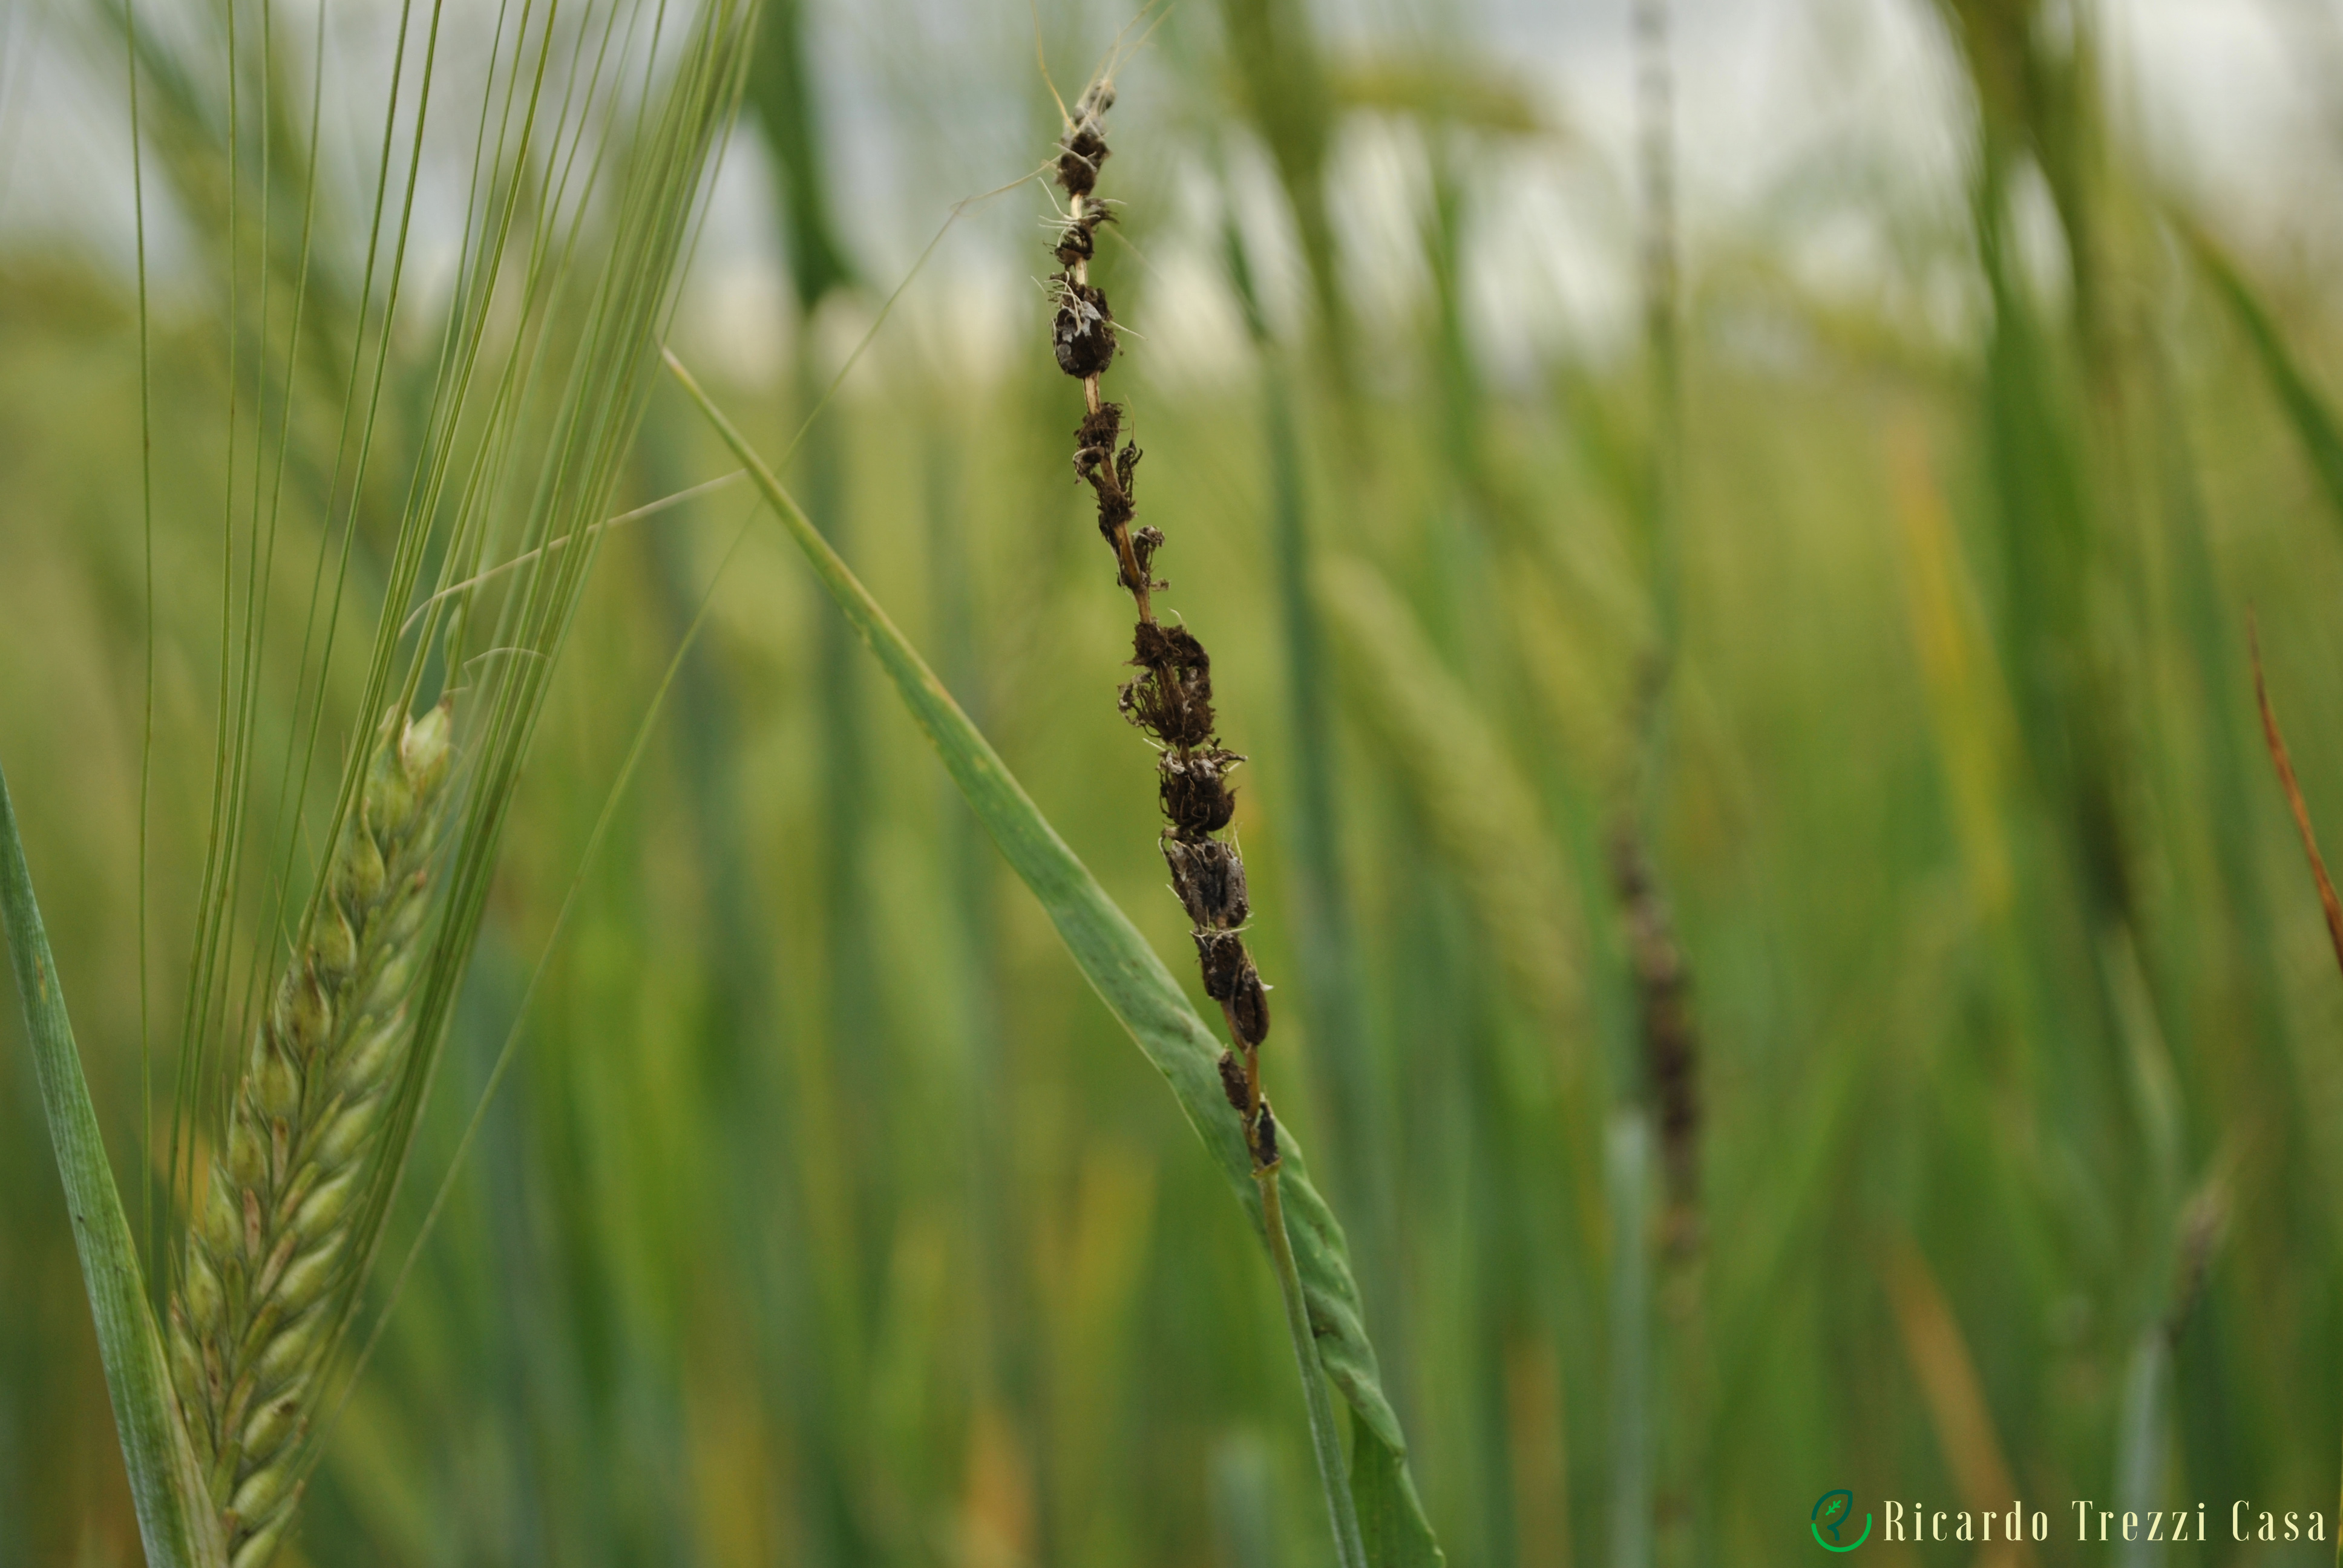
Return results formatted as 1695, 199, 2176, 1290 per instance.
1811, 1490, 1872, 1552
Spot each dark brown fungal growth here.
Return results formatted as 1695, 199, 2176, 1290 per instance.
1194, 930, 1249, 1001
1164, 838, 1248, 930
1609, 818, 1699, 1244
1076, 402, 1122, 454
1122, 624, 1216, 748
1219, 1050, 1252, 1112
1052, 278, 1117, 378
1054, 200, 1115, 267
1055, 80, 1112, 197
1158, 749, 1241, 838
1252, 1100, 1279, 1168
1047, 73, 1282, 1171
1228, 965, 1270, 1048
1129, 526, 1165, 592
1057, 132, 1107, 195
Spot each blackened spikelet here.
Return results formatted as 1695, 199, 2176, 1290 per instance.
1130, 527, 1165, 592
1052, 278, 1116, 379
1218, 1050, 1251, 1112
1076, 403, 1122, 454
1054, 200, 1115, 268
1253, 1100, 1280, 1167
1229, 964, 1271, 1047
1164, 837, 1250, 930
1122, 624, 1216, 748
1610, 823, 1699, 1216
1055, 80, 1115, 197
1084, 440, 1144, 545
1130, 619, 1207, 673
1093, 480, 1136, 536
1158, 748, 1241, 839
1194, 930, 1250, 1002
1057, 126, 1109, 196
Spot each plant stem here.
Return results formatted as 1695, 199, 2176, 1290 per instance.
0, 758, 224, 1568
2112, 1328, 2167, 1568
1258, 1163, 1369, 1568
1609, 1111, 1651, 1568
1247, 284, 1398, 1354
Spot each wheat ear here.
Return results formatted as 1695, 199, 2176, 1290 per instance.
1048, 79, 1279, 1161
166, 701, 453, 1568
1046, 73, 1369, 1563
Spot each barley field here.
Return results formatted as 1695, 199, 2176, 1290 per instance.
7, 1, 2343, 1565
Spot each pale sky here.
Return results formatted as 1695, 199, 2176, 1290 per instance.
0, 0, 2327, 386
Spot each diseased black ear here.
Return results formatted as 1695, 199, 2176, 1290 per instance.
1039, 68, 1281, 1169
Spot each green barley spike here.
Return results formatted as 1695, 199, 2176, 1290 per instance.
166, 701, 453, 1568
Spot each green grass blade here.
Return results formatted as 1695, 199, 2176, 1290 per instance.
1352, 1406, 1444, 1568
0, 759, 226, 1568
1609, 1111, 1651, 1568
2112, 1328, 2167, 1568
1316, 552, 1581, 1043
663, 350, 1437, 1540
1260, 1169, 1369, 1568
2178, 217, 2343, 534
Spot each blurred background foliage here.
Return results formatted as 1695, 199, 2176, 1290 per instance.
8, 0, 2343, 1563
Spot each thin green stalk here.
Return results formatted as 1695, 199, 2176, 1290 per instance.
1225, 214, 1400, 1370
1216, 0, 1348, 400
126, 0, 157, 1284
925, 431, 1033, 1463
788, 338, 879, 1568
2177, 217, 2343, 536
0, 760, 226, 1568
746, 4, 873, 1539
1608, 1111, 1651, 1568
1211, 1432, 1280, 1568
2112, 1330, 2165, 1568
1625, 7, 1699, 1557
1260, 1165, 1369, 1568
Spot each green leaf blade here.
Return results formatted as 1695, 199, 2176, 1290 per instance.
1352, 1410, 1447, 1568
0, 762, 225, 1568
2179, 216, 2343, 535
666, 350, 1434, 1543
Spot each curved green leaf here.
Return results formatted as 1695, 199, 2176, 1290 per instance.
2177, 215, 2343, 537
0, 761, 226, 1568
1352, 1406, 1446, 1567
664, 351, 1438, 1556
